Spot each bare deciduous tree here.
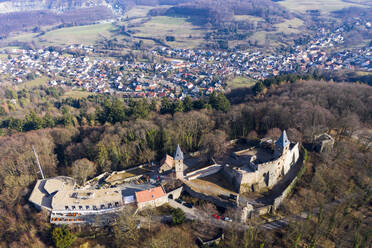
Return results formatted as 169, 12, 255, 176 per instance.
72, 158, 96, 185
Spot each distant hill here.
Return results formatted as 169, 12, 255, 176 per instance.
0, 0, 129, 37
149, 0, 292, 26
0, 0, 123, 14
0, 0, 293, 38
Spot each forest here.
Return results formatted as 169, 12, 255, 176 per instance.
0, 79, 371, 247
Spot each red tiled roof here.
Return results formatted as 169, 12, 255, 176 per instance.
135, 187, 165, 203
161, 154, 174, 167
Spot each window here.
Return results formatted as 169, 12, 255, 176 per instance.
65, 206, 69, 210
115, 202, 119, 207
101, 204, 105, 209
72, 206, 76, 210
79, 206, 83, 210
93, 205, 97, 210
86, 206, 90, 210
108, 203, 112, 208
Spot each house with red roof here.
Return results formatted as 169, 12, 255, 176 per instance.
135, 186, 167, 209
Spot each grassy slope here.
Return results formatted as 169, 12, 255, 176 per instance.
275, 18, 304, 34
279, 0, 364, 13
62, 89, 97, 99
133, 16, 206, 49
17, 76, 49, 90
3, 23, 115, 47
40, 23, 114, 46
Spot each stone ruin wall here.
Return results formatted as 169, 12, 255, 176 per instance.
222, 143, 300, 193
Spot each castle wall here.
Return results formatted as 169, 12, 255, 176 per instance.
166, 186, 183, 200
186, 164, 222, 180
224, 143, 300, 193
222, 165, 243, 192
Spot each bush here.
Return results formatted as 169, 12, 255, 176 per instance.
52, 225, 76, 248
171, 208, 186, 225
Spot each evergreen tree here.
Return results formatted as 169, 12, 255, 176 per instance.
183, 96, 193, 112
23, 111, 44, 131
171, 208, 186, 225
160, 98, 172, 114
253, 81, 265, 95
173, 100, 184, 113
97, 98, 126, 124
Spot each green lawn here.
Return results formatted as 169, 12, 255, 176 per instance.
279, 0, 364, 13
227, 76, 256, 89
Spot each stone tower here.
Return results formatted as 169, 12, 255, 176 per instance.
274, 130, 290, 158
174, 144, 184, 179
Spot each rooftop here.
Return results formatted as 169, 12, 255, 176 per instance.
135, 186, 165, 203
163, 154, 174, 166
174, 144, 184, 161
44, 177, 74, 195
29, 177, 75, 210
275, 130, 290, 149
52, 188, 123, 211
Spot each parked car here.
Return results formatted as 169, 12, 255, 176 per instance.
176, 199, 183, 204
183, 202, 193, 208
212, 214, 221, 220
223, 217, 232, 222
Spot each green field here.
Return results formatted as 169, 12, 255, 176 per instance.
62, 90, 97, 99
133, 16, 207, 49
0, 54, 8, 59
40, 23, 115, 46
275, 18, 304, 34
125, 5, 154, 18
279, 0, 365, 13
18, 76, 49, 90
234, 15, 264, 22
248, 17, 304, 47
227, 76, 256, 89
3, 23, 115, 47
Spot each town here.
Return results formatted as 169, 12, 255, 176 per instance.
0, 21, 371, 99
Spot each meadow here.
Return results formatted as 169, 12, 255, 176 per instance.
227, 76, 257, 89
278, 0, 365, 13
131, 16, 207, 49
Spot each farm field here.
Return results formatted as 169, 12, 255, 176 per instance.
274, 18, 304, 34
132, 16, 207, 49
247, 17, 304, 47
278, 0, 365, 13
